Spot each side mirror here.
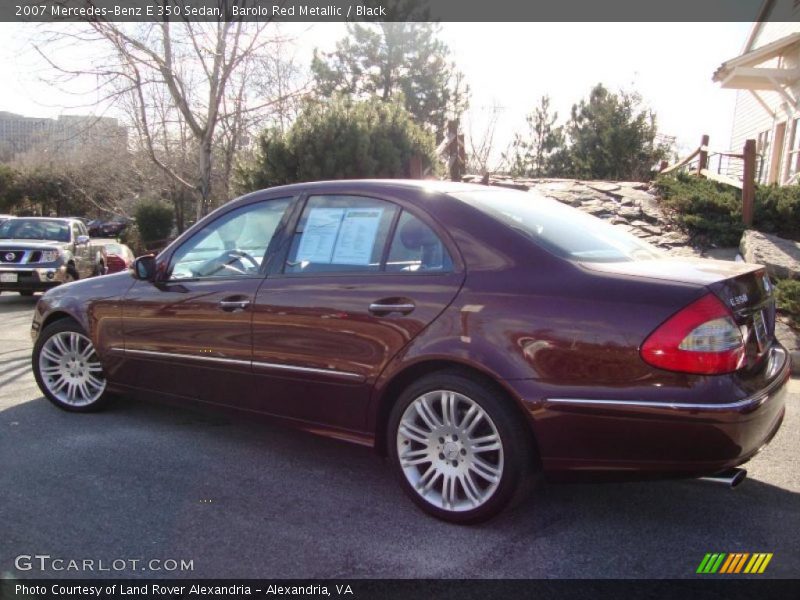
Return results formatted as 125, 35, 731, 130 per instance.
132, 255, 157, 281
76, 235, 90, 246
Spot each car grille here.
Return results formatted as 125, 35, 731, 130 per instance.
0, 250, 25, 264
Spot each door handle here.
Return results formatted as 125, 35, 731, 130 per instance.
368, 301, 415, 315
219, 299, 250, 312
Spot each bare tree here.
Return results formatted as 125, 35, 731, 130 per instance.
11, 139, 140, 218
466, 102, 505, 177
33, 12, 305, 219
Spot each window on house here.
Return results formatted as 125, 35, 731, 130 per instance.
787, 118, 800, 183
757, 130, 771, 184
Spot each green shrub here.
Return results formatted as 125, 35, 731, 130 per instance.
754, 184, 800, 240
775, 279, 800, 328
120, 223, 144, 256
654, 173, 744, 247
235, 96, 439, 192
134, 200, 173, 245
655, 174, 800, 247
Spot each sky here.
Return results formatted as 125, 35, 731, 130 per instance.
0, 21, 753, 166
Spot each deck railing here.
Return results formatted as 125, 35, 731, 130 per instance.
659, 134, 760, 226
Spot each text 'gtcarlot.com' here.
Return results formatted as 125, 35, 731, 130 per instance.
14, 554, 194, 572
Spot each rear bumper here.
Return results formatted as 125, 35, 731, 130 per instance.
515, 345, 791, 477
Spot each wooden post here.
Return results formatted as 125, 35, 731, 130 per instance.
697, 134, 709, 176
742, 139, 756, 227
447, 120, 460, 182
408, 155, 423, 179
457, 133, 466, 181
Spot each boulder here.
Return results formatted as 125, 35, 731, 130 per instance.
740, 231, 800, 280
630, 220, 663, 236
587, 182, 621, 193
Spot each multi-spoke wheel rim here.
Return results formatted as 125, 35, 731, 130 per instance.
38, 331, 106, 407
396, 390, 504, 512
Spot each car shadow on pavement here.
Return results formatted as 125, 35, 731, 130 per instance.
1, 395, 798, 579
0, 293, 39, 305
0, 355, 33, 389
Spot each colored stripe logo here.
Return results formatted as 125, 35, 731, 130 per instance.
697, 553, 773, 574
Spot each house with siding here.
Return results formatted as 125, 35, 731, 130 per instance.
712, 0, 800, 185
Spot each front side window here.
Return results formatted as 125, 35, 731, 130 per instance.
285, 195, 398, 274
169, 198, 292, 280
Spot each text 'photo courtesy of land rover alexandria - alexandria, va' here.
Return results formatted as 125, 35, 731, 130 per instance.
29, 180, 790, 524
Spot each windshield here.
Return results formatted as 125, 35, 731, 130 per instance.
452, 189, 663, 263
0, 218, 72, 242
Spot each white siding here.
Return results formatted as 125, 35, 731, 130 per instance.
728, 1, 800, 183
750, 1, 800, 50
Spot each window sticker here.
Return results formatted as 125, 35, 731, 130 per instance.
331, 208, 384, 265
296, 208, 345, 263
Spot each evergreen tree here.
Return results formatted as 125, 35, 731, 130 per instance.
236, 97, 438, 191
311, 16, 467, 141
506, 95, 564, 177
564, 83, 669, 181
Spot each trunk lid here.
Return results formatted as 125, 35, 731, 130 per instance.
584, 257, 777, 369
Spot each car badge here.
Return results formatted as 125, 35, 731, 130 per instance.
4, 252, 15, 261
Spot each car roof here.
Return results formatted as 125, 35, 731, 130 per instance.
6, 216, 78, 222
245, 179, 494, 197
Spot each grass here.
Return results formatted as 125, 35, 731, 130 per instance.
775, 279, 800, 329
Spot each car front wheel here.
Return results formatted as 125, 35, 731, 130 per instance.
32, 319, 109, 412
388, 371, 535, 524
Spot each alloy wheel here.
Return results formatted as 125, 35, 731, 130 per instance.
396, 390, 504, 512
38, 331, 106, 407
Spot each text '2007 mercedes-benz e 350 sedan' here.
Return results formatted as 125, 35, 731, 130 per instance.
30, 180, 790, 523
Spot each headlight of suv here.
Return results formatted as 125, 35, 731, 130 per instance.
40, 250, 60, 263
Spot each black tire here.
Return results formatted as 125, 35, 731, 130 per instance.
32, 318, 110, 412
66, 263, 79, 281
19, 291, 34, 296
388, 370, 536, 524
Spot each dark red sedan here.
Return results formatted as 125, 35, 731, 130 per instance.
30, 180, 790, 523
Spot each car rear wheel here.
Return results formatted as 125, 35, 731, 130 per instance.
32, 319, 109, 412
388, 371, 535, 524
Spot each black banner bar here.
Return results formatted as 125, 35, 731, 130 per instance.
6, 0, 783, 23
3, 579, 800, 600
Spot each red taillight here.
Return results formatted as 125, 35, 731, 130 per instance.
105, 255, 127, 273
640, 293, 745, 375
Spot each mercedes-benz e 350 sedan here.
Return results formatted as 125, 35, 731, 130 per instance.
30, 180, 790, 523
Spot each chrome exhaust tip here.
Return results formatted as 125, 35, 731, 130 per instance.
699, 468, 747, 488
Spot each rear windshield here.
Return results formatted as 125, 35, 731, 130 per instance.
452, 189, 662, 263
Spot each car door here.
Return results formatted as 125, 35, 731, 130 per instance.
118, 196, 294, 405
70, 222, 90, 277
250, 192, 465, 432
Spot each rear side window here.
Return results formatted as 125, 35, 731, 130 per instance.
285, 195, 398, 274
453, 189, 662, 263
386, 211, 453, 273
